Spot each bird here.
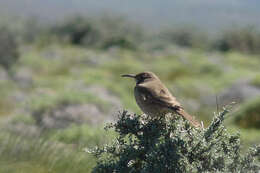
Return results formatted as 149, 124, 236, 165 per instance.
122, 71, 201, 128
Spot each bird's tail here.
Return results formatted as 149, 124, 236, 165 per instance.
176, 109, 201, 128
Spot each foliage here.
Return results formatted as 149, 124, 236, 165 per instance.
52, 16, 100, 46
251, 74, 260, 88
101, 37, 136, 50
4, 15, 260, 54
49, 124, 115, 148
51, 16, 142, 49
0, 27, 19, 72
213, 27, 260, 54
0, 133, 95, 173
91, 109, 260, 172
232, 98, 260, 129
159, 27, 208, 49
1, 14, 260, 173
29, 90, 110, 114
29, 91, 110, 129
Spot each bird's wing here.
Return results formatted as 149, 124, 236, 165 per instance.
137, 83, 201, 128
138, 85, 201, 127
137, 83, 182, 110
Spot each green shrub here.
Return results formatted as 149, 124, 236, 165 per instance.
51, 15, 143, 49
0, 27, 19, 72
213, 27, 260, 54
97, 16, 143, 50
30, 91, 110, 129
91, 109, 260, 172
49, 124, 115, 149
251, 75, 260, 88
101, 37, 136, 50
160, 27, 208, 48
233, 98, 260, 129
51, 16, 100, 46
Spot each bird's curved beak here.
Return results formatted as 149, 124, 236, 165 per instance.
121, 74, 136, 78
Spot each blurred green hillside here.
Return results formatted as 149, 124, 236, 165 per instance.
0, 16, 260, 172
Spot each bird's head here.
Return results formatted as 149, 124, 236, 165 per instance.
122, 71, 158, 84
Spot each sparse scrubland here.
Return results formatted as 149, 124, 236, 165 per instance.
0, 16, 260, 172
92, 109, 260, 172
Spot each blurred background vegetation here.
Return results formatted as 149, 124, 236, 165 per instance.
0, 0, 260, 172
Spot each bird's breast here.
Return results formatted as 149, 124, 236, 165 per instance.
134, 86, 169, 117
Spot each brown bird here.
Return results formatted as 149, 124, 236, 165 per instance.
122, 71, 201, 128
